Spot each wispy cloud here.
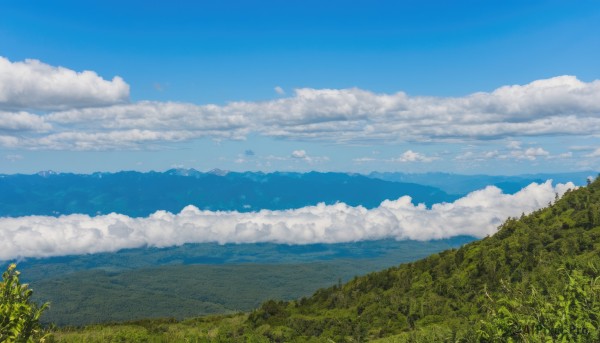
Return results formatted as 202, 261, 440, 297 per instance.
586, 148, 600, 158
354, 150, 438, 164
291, 149, 308, 159
290, 150, 329, 163
4, 154, 23, 162
456, 146, 572, 162
353, 157, 377, 163
388, 150, 438, 163
274, 86, 285, 95
0, 181, 574, 260
508, 147, 550, 161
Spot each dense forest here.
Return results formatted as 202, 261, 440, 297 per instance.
23, 238, 469, 326
4, 178, 600, 342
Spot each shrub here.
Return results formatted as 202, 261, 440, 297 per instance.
0, 264, 49, 342
479, 269, 600, 342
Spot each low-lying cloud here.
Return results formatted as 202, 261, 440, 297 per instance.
0, 181, 574, 260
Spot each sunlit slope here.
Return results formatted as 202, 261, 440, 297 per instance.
246, 178, 600, 341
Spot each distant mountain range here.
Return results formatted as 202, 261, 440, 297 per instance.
0, 169, 592, 218
0, 170, 454, 217
369, 171, 594, 194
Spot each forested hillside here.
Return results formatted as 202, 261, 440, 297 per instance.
21, 238, 470, 326
246, 177, 600, 341
50, 178, 600, 342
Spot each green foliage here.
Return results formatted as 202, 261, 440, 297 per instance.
479, 269, 600, 342
18, 239, 466, 326
49, 314, 272, 343
1, 264, 49, 342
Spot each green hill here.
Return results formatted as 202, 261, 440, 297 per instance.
50, 178, 600, 342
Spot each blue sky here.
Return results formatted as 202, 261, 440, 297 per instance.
1, 0, 600, 174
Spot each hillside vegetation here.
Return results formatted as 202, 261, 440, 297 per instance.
50, 178, 600, 342
7, 238, 471, 326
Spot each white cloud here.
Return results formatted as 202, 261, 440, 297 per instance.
291, 150, 308, 159
484, 150, 500, 159
390, 150, 437, 163
48, 101, 250, 133
457, 146, 571, 163
455, 150, 502, 162
353, 157, 377, 163
289, 149, 329, 163
0, 57, 129, 111
0, 181, 574, 260
2, 59, 600, 150
455, 151, 474, 160
510, 147, 550, 161
354, 151, 438, 163
586, 148, 600, 158
0, 135, 20, 147
31, 130, 198, 151
264, 155, 288, 161
548, 151, 573, 160
0, 111, 51, 132
274, 86, 285, 95
506, 140, 522, 149
569, 145, 595, 151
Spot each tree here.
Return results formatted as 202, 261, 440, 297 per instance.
478, 269, 600, 342
0, 264, 49, 342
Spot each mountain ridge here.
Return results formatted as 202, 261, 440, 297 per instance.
0, 170, 455, 217
0, 170, 592, 219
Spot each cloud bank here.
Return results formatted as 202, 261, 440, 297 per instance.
1, 56, 600, 149
44, 76, 600, 147
0, 181, 574, 260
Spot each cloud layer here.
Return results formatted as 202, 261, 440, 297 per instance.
1, 56, 600, 149
0, 181, 574, 260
